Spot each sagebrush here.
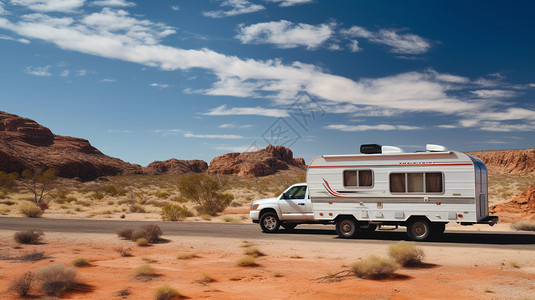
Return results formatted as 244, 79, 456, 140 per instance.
351, 255, 397, 279
14, 230, 43, 244
35, 264, 77, 296
388, 241, 425, 266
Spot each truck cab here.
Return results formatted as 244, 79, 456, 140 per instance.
249, 183, 314, 232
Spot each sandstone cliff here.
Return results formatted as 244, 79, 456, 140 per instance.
467, 149, 535, 174
143, 159, 208, 175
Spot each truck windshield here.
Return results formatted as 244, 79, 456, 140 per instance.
283, 186, 307, 199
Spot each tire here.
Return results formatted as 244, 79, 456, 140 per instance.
336, 217, 358, 238
259, 212, 280, 233
406, 218, 431, 241
431, 223, 446, 237
281, 223, 297, 230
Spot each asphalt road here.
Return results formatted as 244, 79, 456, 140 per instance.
1, 217, 534, 250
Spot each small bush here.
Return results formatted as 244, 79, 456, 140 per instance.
200, 213, 211, 220
130, 203, 146, 213
511, 221, 535, 231
141, 224, 163, 242
8, 272, 34, 297
237, 256, 259, 267
35, 264, 77, 296
76, 199, 91, 207
178, 173, 234, 216
14, 230, 43, 244
161, 204, 191, 221
156, 191, 171, 199
133, 265, 158, 281
116, 246, 133, 257
388, 241, 425, 267
72, 257, 90, 267
201, 273, 216, 283
177, 252, 198, 260
243, 247, 265, 257
19, 250, 47, 262
91, 192, 105, 200
136, 238, 149, 246
155, 284, 182, 300
351, 255, 398, 279
19, 202, 43, 218
117, 228, 134, 240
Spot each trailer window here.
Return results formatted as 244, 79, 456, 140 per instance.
343, 170, 373, 187
390, 172, 443, 193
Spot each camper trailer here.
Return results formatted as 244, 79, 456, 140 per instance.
250, 144, 498, 241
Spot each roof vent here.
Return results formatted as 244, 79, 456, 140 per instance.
360, 144, 382, 154
382, 145, 404, 154
426, 144, 448, 152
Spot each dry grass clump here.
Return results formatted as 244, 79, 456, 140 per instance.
131, 224, 163, 243
136, 238, 149, 247
72, 257, 90, 267
133, 265, 159, 281
116, 246, 133, 257
161, 204, 191, 221
155, 284, 182, 300
8, 272, 34, 297
177, 252, 198, 260
200, 273, 216, 283
351, 255, 398, 279
35, 264, 77, 296
14, 230, 43, 244
19, 202, 43, 218
117, 228, 134, 240
243, 247, 265, 257
18, 249, 48, 262
510, 221, 535, 231
388, 241, 425, 267
237, 256, 259, 267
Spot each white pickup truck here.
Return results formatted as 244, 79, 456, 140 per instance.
250, 183, 319, 232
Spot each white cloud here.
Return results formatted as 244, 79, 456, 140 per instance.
150, 83, 169, 88
215, 144, 261, 152
78, 69, 87, 76
236, 20, 333, 49
91, 0, 135, 7
100, 78, 115, 82
25, 65, 51, 76
106, 129, 132, 133
170, 5, 179, 11
342, 26, 431, 54
0, 2, 6, 14
266, 0, 314, 7
204, 104, 289, 117
0, 34, 30, 43
436, 124, 458, 129
10, 0, 84, 12
325, 124, 422, 131
59, 69, 69, 77
203, 0, 264, 18
471, 89, 517, 98
184, 133, 244, 139
219, 123, 253, 128
478, 121, 535, 132
347, 40, 361, 52
152, 129, 183, 136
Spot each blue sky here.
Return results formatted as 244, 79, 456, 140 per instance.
1, 0, 534, 166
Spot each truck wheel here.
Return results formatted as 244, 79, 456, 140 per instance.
406, 218, 431, 241
336, 217, 358, 238
260, 212, 280, 233
281, 223, 297, 230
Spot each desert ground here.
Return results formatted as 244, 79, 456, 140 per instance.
1, 172, 535, 299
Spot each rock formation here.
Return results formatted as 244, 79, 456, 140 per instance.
143, 159, 208, 175
0, 111, 142, 181
207, 145, 306, 176
467, 149, 535, 174
490, 186, 535, 221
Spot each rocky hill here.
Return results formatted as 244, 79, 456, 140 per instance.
143, 159, 208, 175
467, 149, 535, 174
207, 145, 306, 176
0, 111, 144, 181
490, 186, 535, 222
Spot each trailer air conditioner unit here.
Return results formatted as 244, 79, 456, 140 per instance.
360, 144, 382, 154
381, 145, 404, 154
426, 144, 448, 152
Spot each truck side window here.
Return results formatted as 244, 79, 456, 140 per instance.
283, 186, 306, 199
344, 170, 373, 187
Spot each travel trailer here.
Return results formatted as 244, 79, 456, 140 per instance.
250, 144, 498, 241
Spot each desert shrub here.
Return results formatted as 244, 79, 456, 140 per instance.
100, 184, 126, 196
130, 203, 146, 213
50, 189, 69, 203
511, 221, 535, 231
66, 196, 77, 203
116, 246, 133, 257
178, 173, 234, 216
0, 204, 11, 214
140, 224, 163, 242
177, 252, 198, 260
20, 168, 56, 206
0, 171, 18, 192
8, 271, 34, 297
200, 213, 211, 220
91, 191, 105, 200
351, 255, 398, 279
19, 250, 47, 262
388, 241, 425, 267
133, 265, 158, 281
237, 256, 259, 267
35, 264, 77, 296
155, 284, 181, 300
243, 247, 265, 257
19, 202, 43, 218
72, 257, 90, 267
14, 230, 43, 244
201, 273, 216, 283
161, 204, 191, 221
156, 191, 171, 199
76, 199, 91, 207
171, 196, 188, 203
107, 200, 115, 205
117, 228, 134, 240
136, 238, 149, 246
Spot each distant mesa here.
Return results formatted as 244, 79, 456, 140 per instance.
207, 144, 306, 177
143, 159, 208, 175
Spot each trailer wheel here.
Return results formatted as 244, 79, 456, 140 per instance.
406, 218, 431, 241
336, 217, 358, 238
259, 212, 280, 233
281, 223, 297, 230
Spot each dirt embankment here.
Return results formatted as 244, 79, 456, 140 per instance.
468, 149, 535, 174
491, 186, 535, 222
